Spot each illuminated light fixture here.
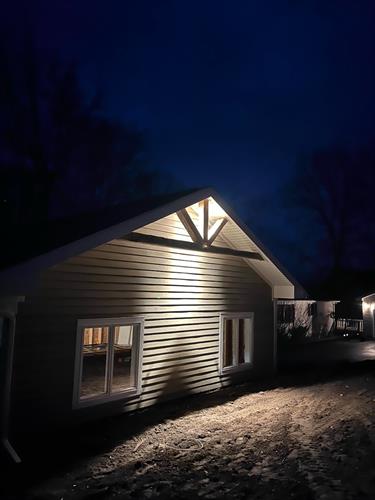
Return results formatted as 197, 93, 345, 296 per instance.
362, 302, 375, 313
125, 197, 264, 261
178, 198, 227, 247
208, 197, 226, 219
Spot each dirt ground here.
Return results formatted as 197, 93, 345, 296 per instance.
5, 362, 375, 500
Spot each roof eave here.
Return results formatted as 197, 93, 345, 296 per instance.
0, 187, 302, 299
208, 190, 306, 298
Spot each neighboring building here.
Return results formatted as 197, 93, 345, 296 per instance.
310, 269, 375, 338
362, 293, 375, 339
0, 188, 302, 460
313, 301, 339, 337
335, 300, 363, 337
277, 299, 338, 338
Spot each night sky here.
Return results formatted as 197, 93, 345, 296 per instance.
3, 0, 375, 280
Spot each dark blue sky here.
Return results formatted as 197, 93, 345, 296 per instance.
4, 0, 375, 279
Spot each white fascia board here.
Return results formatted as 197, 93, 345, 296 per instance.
245, 259, 294, 298
209, 191, 300, 296
0, 187, 301, 301
273, 285, 295, 299
0, 188, 213, 289
362, 293, 375, 302
277, 298, 315, 304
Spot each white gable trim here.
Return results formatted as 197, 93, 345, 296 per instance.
0, 188, 301, 298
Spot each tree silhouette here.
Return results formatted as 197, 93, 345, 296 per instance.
287, 147, 375, 274
0, 34, 165, 225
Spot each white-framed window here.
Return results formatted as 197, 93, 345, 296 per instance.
219, 312, 254, 374
73, 316, 144, 408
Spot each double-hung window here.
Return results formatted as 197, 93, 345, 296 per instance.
73, 317, 144, 408
219, 312, 254, 374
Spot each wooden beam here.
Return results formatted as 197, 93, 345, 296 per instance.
203, 199, 209, 244
122, 233, 264, 260
176, 209, 203, 244
208, 218, 228, 245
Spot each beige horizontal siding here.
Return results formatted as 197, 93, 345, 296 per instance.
72, 247, 253, 270
48, 266, 257, 284
135, 213, 192, 242
54, 262, 257, 281
125, 378, 236, 413
141, 352, 219, 371
145, 331, 218, 345
13, 230, 273, 431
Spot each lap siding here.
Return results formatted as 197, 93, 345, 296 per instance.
11, 237, 274, 433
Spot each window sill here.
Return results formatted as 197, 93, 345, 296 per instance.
220, 362, 253, 376
73, 387, 141, 409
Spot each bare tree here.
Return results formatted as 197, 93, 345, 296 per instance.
288, 147, 374, 273
0, 33, 168, 224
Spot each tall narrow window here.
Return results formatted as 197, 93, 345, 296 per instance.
223, 317, 234, 368
219, 313, 254, 374
277, 304, 295, 323
74, 317, 144, 408
308, 303, 317, 317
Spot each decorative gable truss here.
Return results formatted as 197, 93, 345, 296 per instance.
125, 197, 264, 261
177, 198, 228, 247
0, 188, 298, 299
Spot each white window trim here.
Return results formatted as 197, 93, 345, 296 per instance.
219, 312, 254, 375
73, 316, 144, 409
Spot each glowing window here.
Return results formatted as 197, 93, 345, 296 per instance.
73, 317, 144, 408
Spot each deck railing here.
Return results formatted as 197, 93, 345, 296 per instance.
335, 318, 363, 334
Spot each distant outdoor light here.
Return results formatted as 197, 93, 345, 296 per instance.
362, 301, 375, 313
187, 198, 226, 221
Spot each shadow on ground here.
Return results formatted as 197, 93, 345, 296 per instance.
2, 339, 375, 498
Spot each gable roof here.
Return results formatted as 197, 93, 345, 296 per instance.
0, 188, 305, 298
0, 189, 199, 272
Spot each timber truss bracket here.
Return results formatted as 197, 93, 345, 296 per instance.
124, 198, 264, 261
176, 199, 229, 248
